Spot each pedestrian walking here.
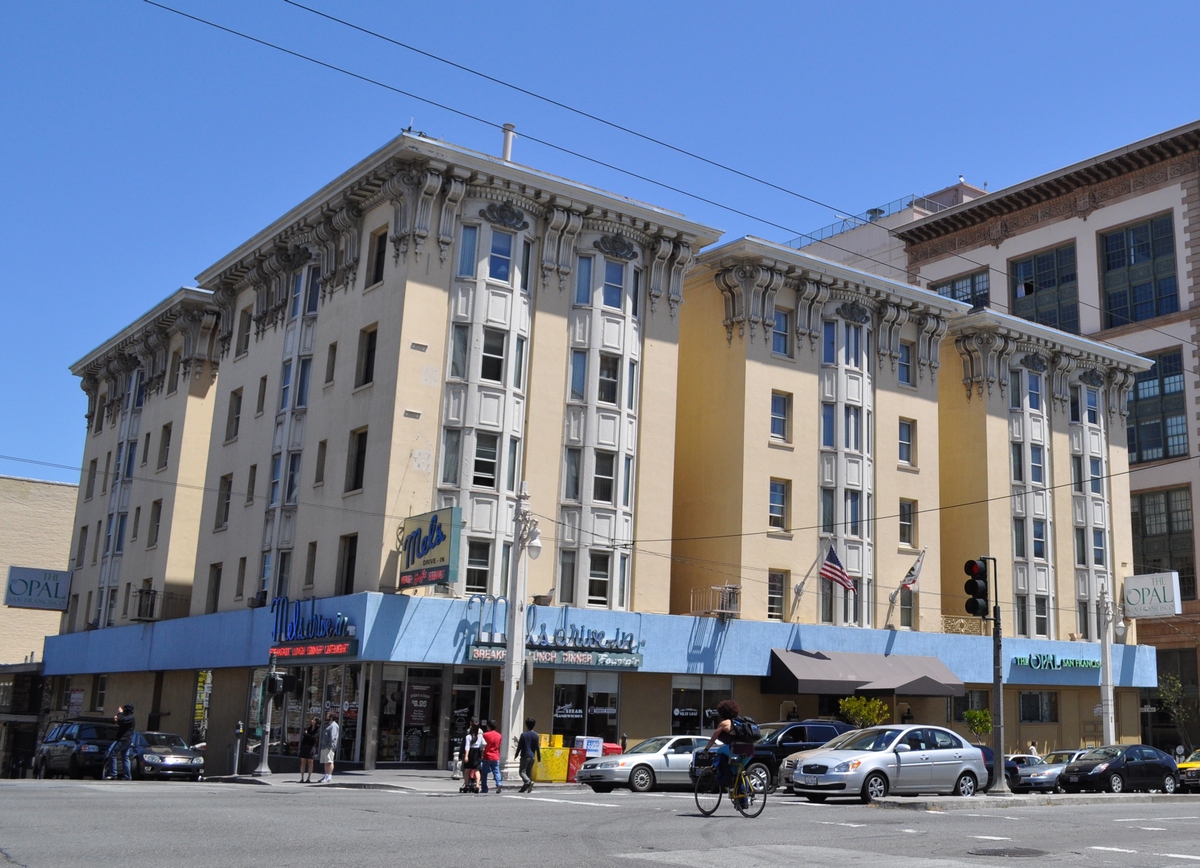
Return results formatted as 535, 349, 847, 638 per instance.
318, 712, 339, 783
460, 720, 483, 793
480, 720, 502, 793
110, 704, 136, 780
515, 717, 541, 793
1027, 741, 1039, 758
299, 716, 319, 782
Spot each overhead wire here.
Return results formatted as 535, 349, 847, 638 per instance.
275, 0, 1200, 360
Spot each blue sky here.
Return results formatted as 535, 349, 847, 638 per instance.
3, 0, 1199, 485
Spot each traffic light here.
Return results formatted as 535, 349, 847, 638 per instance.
265, 673, 285, 694
964, 559, 989, 617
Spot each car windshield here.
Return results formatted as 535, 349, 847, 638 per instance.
1079, 747, 1122, 762
142, 733, 188, 749
1043, 751, 1077, 764
755, 725, 785, 743
821, 730, 860, 749
627, 737, 672, 755
839, 729, 902, 752
1184, 750, 1200, 764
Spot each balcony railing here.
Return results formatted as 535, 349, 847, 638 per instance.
131, 589, 158, 622
690, 585, 741, 621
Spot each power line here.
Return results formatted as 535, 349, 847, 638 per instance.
274, 1, 1200, 361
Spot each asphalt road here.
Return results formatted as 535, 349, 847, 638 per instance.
3, 780, 1200, 867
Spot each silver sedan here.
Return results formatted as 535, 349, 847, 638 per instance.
790, 725, 987, 802
576, 735, 703, 793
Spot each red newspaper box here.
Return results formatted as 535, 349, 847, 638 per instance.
566, 747, 587, 783
602, 743, 623, 756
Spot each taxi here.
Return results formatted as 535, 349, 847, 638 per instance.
1180, 748, 1200, 793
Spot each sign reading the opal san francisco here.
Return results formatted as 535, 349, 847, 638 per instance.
1123, 572, 1182, 619
397, 507, 460, 588
5, 566, 71, 610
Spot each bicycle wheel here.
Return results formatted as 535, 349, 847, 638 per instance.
734, 771, 766, 818
694, 768, 722, 816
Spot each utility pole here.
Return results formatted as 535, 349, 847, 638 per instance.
253, 653, 277, 776
985, 555, 1006, 795
499, 483, 540, 780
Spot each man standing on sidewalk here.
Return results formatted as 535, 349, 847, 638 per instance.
515, 718, 540, 793
480, 720, 502, 793
318, 712, 339, 783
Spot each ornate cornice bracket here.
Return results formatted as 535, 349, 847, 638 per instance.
876, 300, 911, 372
714, 261, 785, 343
1107, 368, 1135, 420
795, 279, 830, 351
1051, 353, 1078, 407
954, 329, 1015, 400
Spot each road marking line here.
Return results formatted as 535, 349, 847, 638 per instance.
1142, 827, 1169, 831
1156, 855, 1200, 861
973, 836, 1011, 841
1091, 847, 1138, 854
516, 796, 619, 807
814, 821, 866, 828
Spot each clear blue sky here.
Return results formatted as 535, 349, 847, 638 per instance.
3, 1, 1199, 485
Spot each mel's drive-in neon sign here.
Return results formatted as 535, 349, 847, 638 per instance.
268, 596, 357, 660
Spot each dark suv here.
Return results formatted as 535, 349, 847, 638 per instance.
750, 720, 856, 790
34, 718, 121, 779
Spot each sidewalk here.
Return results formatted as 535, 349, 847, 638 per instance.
208, 767, 583, 794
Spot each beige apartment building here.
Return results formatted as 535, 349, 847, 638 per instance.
674, 237, 1153, 746
803, 120, 1200, 750
44, 129, 1164, 774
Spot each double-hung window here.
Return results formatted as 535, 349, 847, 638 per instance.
598, 355, 619, 404
769, 480, 789, 530
603, 261, 623, 309
473, 434, 499, 488
898, 420, 914, 465
481, 329, 505, 382
593, 452, 615, 503
772, 310, 792, 357
770, 393, 790, 441
1010, 244, 1079, 333
1128, 350, 1186, 464
490, 231, 513, 282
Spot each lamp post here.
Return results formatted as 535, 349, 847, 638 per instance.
500, 482, 540, 780
253, 653, 278, 776
1098, 582, 1126, 745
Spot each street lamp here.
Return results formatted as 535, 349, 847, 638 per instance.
1098, 582, 1126, 745
500, 482, 540, 780
253, 652, 278, 776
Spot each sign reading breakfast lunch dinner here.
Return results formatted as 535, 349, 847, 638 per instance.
397, 507, 461, 588
1123, 571, 1182, 619
4, 565, 72, 611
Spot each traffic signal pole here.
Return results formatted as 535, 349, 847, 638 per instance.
983, 556, 1006, 795
965, 557, 1005, 794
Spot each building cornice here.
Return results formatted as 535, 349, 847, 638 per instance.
897, 121, 1200, 256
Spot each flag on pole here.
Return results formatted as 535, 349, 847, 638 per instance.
820, 546, 856, 594
900, 547, 927, 593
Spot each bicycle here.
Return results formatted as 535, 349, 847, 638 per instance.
694, 747, 766, 818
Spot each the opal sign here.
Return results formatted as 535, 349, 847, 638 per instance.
1123, 572, 1182, 619
5, 566, 71, 611
397, 507, 460, 588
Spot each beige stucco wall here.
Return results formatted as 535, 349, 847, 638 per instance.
0, 476, 76, 663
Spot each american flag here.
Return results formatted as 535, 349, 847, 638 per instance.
820, 546, 856, 593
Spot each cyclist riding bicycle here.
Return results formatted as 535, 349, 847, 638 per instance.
701, 698, 742, 789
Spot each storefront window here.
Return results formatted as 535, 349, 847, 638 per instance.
191, 670, 212, 744
671, 675, 731, 735
553, 671, 587, 745
586, 672, 619, 743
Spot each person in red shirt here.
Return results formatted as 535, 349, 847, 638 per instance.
480, 720, 503, 794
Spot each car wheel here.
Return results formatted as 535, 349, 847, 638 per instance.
954, 772, 978, 798
861, 772, 888, 803
589, 784, 614, 794
1162, 775, 1177, 795
628, 765, 655, 793
806, 794, 827, 803
1108, 773, 1125, 794
68, 757, 83, 780
745, 763, 772, 794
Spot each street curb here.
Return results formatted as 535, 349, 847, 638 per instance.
205, 776, 272, 786
874, 793, 1197, 810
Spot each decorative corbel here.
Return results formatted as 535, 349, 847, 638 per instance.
541, 206, 568, 290
876, 300, 910, 371
1050, 353, 1078, 408
715, 262, 783, 342
666, 240, 694, 318
1106, 368, 1135, 419
795, 278, 830, 351
648, 236, 673, 314
555, 210, 583, 291
381, 172, 411, 264
917, 313, 949, 382
331, 202, 363, 287
437, 170, 469, 264
410, 168, 444, 260
80, 374, 99, 430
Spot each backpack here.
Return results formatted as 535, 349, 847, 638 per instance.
730, 716, 760, 741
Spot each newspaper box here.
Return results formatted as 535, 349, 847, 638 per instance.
575, 736, 603, 758
566, 747, 587, 783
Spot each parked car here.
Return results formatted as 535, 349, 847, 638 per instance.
780, 728, 862, 790
1179, 748, 1200, 793
738, 719, 856, 792
129, 731, 205, 781
790, 725, 987, 802
33, 718, 121, 779
1012, 749, 1089, 793
1059, 745, 1179, 794
975, 745, 1023, 791
576, 735, 701, 793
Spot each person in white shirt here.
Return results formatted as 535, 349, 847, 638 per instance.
318, 712, 340, 783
